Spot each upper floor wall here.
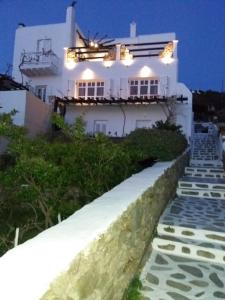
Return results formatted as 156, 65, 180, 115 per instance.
11, 5, 187, 105
12, 5, 77, 83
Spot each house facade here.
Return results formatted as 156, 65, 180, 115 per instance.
12, 4, 192, 138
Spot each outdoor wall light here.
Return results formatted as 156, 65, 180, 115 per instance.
64, 48, 77, 70
81, 68, 95, 80
159, 40, 178, 65
139, 66, 153, 77
103, 60, 114, 68
121, 46, 133, 67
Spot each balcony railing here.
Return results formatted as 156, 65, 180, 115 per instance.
20, 51, 60, 77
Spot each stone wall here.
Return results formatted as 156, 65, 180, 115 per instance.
0, 151, 189, 300
41, 152, 189, 300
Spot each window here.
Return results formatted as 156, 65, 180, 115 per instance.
129, 79, 159, 99
150, 79, 158, 95
130, 80, 138, 97
94, 120, 107, 134
77, 81, 104, 100
35, 85, 47, 102
136, 120, 152, 129
37, 39, 52, 53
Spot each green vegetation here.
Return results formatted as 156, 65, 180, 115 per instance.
123, 276, 143, 300
0, 114, 187, 255
152, 119, 182, 134
125, 127, 187, 161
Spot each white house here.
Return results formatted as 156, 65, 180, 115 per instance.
12, 4, 192, 138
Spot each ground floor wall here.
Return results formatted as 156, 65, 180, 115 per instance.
64, 103, 191, 138
0, 150, 189, 300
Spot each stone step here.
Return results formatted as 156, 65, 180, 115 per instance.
157, 235, 225, 252
140, 249, 225, 300
176, 188, 225, 199
185, 167, 225, 174
158, 196, 225, 244
184, 172, 225, 179
153, 238, 225, 265
190, 160, 223, 168
178, 177, 225, 191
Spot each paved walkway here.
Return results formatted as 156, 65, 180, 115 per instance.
140, 123, 225, 300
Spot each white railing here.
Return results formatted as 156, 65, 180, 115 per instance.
21, 51, 60, 69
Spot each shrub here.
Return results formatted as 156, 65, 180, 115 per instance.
125, 128, 187, 161
0, 114, 186, 255
153, 120, 182, 133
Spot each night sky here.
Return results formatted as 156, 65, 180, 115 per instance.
0, 0, 225, 91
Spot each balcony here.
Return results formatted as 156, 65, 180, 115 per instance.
20, 51, 60, 77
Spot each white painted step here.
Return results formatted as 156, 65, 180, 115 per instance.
177, 188, 225, 199
158, 196, 225, 245
140, 249, 225, 300
190, 160, 223, 168
153, 238, 225, 265
178, 177, 225, 191
184, 167, 225, 179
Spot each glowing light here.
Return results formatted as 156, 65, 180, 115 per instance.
94, 43, 99, 48
65, 59, 76, 70
122, 57, 133, 66
139, 66, 152, 77
159, 41, 176, 64
160, 57, 175, 64
81, 68, 95, 80
64, 48, 77, 70
121, 46, 133, 67
89, 41, 94, 48
103, 60, 113, 68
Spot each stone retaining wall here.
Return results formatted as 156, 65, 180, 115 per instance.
0, 150, 189, 300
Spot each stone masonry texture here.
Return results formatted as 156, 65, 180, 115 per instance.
41, 151, 189, 300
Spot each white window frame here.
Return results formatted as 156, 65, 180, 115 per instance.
77, 81, 105, 100
94, 120, 107, 134
37, 39, 52, 53
129, 78, 159, 99
35, 85, 47, 102
136, 120, 152, 129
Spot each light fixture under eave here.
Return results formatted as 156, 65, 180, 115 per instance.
65, 49, 77, 70
81, 68, 95, 80
159, 41, 176, 65
160, 56, 175, 65
65, 59, 76, 70
121, 46, 133, 67
103, 60, 113, 68
139, 66, 153, 77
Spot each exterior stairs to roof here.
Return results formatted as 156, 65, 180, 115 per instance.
140, 122, 225, 300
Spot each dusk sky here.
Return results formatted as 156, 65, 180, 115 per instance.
0, 0, 225, 91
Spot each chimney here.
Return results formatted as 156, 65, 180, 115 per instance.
18, 23, 26, 28
130, 22, 136, 38
66, 5, 76, 48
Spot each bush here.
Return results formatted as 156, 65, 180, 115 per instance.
153, 120, 182, 134
125, 128, 187, 161
0, 114, 187, 255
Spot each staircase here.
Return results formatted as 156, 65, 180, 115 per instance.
140, 123, 225, 300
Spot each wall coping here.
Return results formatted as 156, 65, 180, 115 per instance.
0, 160, 176, 300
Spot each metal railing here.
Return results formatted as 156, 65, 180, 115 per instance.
20, 51, 59, 69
